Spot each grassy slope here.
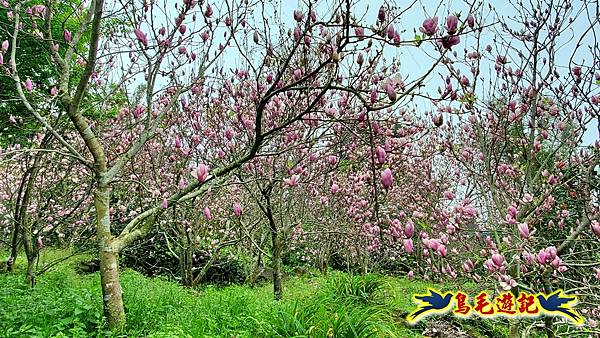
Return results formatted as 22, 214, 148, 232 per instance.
0, 249, 510, 338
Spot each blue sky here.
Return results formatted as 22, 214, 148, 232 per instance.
275, 0, 598, 146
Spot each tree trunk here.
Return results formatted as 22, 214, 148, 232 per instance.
99, 249, 125, 329
263, 188, 283, 300
22, 230, 35, 286
271, 227, 283, 300
96, 186, 126, 330
6, 223, 19, 272
179, 246, 193, 287
25, 256, 35, 287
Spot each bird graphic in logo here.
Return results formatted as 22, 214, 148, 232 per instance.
537, 290, 584, 326
406, 288, 454, 324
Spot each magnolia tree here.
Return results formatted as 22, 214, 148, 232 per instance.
0, 133, 93, 283
3, 0, 469, 328
401, 0, 600, 333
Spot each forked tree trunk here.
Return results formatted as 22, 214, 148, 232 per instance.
95, 186, 126, 329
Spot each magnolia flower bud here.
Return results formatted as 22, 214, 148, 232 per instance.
64, 29, 72, 43
381, 168, 393, 189
233, 203, 243, 217
203, 207, 212, 221
24, 78, 33, 92
293, 10, 303, 22
467, 14, 475, 28
432, 114, 443, 126
134, 28, 148, 46
378, 6, 385, 22
445, 15, 458, 34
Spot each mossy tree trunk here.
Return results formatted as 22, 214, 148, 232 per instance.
96, 185, 126, 329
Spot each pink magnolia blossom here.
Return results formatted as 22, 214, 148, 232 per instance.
293, 68, 303, 81
1, 40, 7, 51
293, 10, 303, 22
50, 87, 58, 96
386, 25, 395, 39
491, 253, 505, 267
428, 239, 439, 251
134, 28, 148, 46
330, 183, 340, 194
467, 14, 475, 28
445, 15, 458, 34
203, 207, 212, 221
284, 174, 300, 187
437, 244, 447, 257
507, 205, 518, 218
24, 78, 33, 92
64, 29, 71, 43
517, 222, 530, 239
594, 268, 600, 279
440, 35, 460, 49
592, 220, 600, 238
443, 191, 454, 200
354, 26, 364, 37
380, 168, 393, 189
537, 249, 548, 264
403, 239, 414, 253
233, 203, 243, 217
404, 220, 415, 238
522, 193, 533, 203
375, 146, 386, 165
377, 6, 386, 22
293, 27, 301, 41
201, 31, 210, 42
204, 4, 213, 18
484, 259, 496, 272
196, 164, 209, 183
357, 53, 364, 65
420, 17, 438, 36
385, 80, 396, 101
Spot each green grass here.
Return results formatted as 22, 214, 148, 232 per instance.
0, 249, 521, 337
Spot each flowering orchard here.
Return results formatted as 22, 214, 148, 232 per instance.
0, 0, 599, 334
